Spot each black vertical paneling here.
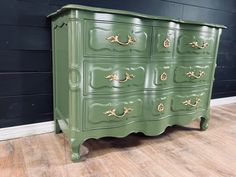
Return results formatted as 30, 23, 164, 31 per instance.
0, 0, 235, 128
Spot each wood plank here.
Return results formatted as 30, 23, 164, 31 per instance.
0, 0, 50, 27
213, 80, 236, 93
0, 139, 27, 177
0, 25, 50, 50
163, 0, 236, 13
0, 94, 52, 128
0, 50, 51, 72
20, 134, 64, 177
215, 67, 236, 80
182, 4, 236, 27
0, 72, 52, 97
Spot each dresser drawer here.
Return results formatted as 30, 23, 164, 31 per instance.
153, 64, 173, 88
84, 20, 152, 58
152, 63, 212, 89
176, 29, 217, 58
174, 64, 212, 84
84, 62, 146, 95
84, 97, 144, 130
152, 27, 175, 59
151, 94, 170, 118
171, 91, 209, 112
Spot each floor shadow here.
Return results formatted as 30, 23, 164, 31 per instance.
82, 124, 200, 160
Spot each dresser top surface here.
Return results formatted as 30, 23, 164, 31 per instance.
48, 4, 226, 29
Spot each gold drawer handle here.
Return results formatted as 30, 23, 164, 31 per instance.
186, 71, 205, 79
182, 97, 201, 107
189, 41, 208, 49
105, 72, 135, 83
160, 72, 168, 81
157, 103, 165, 112
106, 35, 136, 46
104, 107, 133, 118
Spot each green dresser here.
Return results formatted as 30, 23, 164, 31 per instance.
48, 4, 225, 162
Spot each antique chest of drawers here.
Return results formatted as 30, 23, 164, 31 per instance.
48, 4, 225, 161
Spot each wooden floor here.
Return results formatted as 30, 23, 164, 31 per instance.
0, 104, 236, 177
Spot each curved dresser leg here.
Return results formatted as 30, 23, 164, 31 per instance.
70, 138, 83, 162
200, 117, 209, 131
55, 119, 61, 134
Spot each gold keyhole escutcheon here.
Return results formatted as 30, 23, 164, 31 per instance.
157, 103, 165, 112
160, 72, 168, 81
163, 38, 170, 48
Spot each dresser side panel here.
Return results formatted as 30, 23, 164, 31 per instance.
51, 14, 71, 137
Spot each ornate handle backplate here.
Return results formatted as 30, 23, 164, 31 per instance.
182, 97, 201, 107
106, 35, 136, 46
105, 72, 135, 83
186, 71, 205, 79
189, 41, 208, 49
157, 103, 165, 112
104, 107, 133, 118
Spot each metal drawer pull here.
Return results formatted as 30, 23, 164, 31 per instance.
163, 38, 170, 48
182, 97, 201, 107
186, 71, 205, 79
106, 35, 136, 46
157, 103, 165, 112
160, 72, 168, 81
105, 72, 135, 83
189, 41, 208, 49
104, 107, 133, 118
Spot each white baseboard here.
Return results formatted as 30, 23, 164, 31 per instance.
0, 121, 54, 141
0, 96, 235, 141
210, 96, 236, 106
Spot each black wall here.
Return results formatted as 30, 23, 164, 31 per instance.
0, 0, 235, 128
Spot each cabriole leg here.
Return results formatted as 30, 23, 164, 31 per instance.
70, 138, 82, 162
200, 117, 209, 131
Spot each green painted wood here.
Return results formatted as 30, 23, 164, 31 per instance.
85, 97, 143, 130
49, 4, 224, 162
84, 62, 146, 95
176, 28, 218, 58
84, 20, 152, 57
174, 64, 212, 83
152, 27, 175, 59
171, 91, 208, 112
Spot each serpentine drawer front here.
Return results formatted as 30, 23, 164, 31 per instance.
85, 97, 144, 130
84, 20, 152, 57
84, 62, 146, 95
48, 4, 225, 162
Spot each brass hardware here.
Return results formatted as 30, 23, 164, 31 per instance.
163, 38, 170, 48
104, 107, 133, 118
186, 71, 205, 79
160, 72, 168, 81
182, 97, 201, 107
105, 72, 135, 83
157, 103, 165, 112
106, 35, 136, 46
189, 41, 208, 49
